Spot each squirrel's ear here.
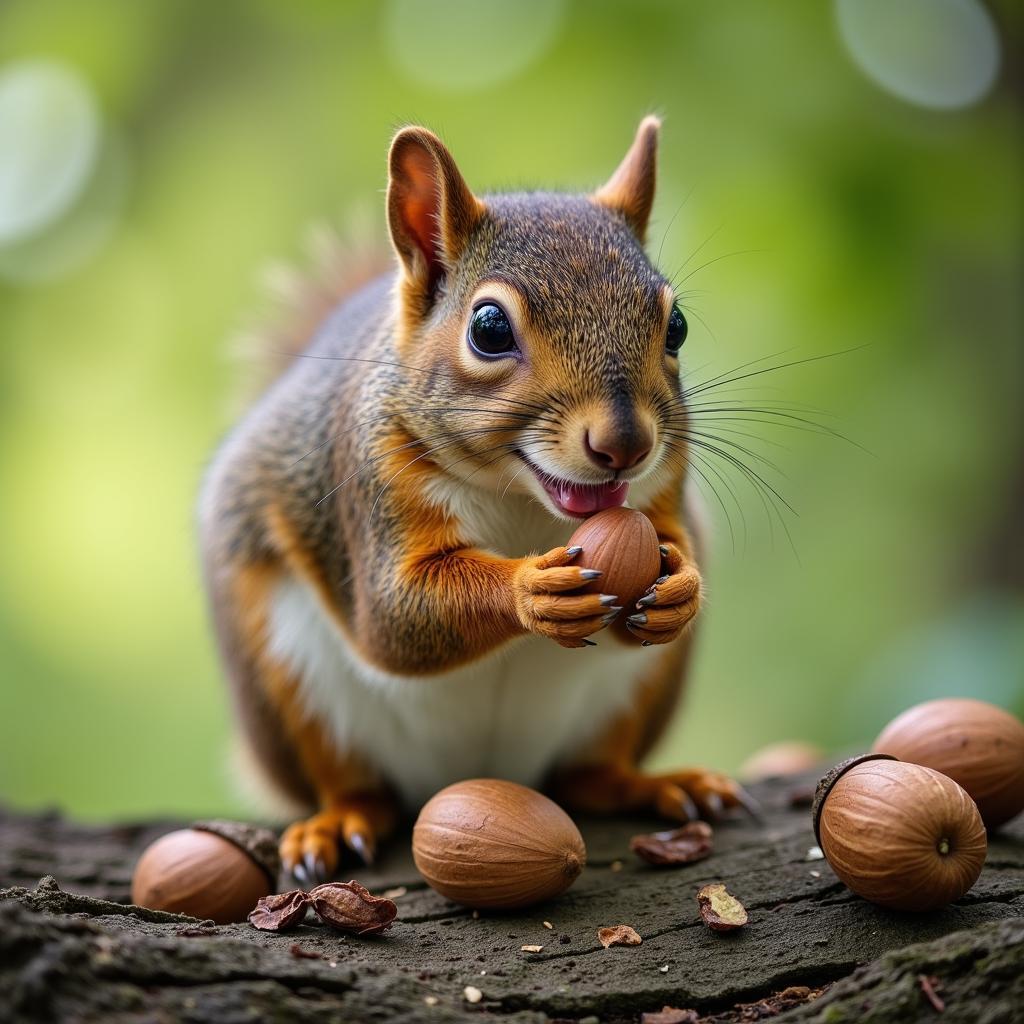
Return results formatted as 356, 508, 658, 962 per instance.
592, 116, 660, 244
387, 126, 484, 304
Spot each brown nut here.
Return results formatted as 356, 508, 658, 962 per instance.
309, 881, 397, 935
413, 779, 586, 909
739, 740, 824, 781
872, 697, 1024, 829
567, 507, 661, 615
815, 756, 987, 912
132, 822, 277, 924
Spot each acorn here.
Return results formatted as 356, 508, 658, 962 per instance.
872, 697, 1024, 829
131, 820, 279, 924
412, 779, 586, 909
568, 506, 661, 615
812, 755, 987, 912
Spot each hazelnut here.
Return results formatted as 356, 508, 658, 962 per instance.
131, 820, 278, 924
812, 755, 987, 912
739, 740, 824, 781
412, 779, 586, 909
567, 507, 661, 615
872, 697, 1024, 829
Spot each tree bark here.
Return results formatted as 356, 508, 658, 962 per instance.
2, 774, 1022, 1023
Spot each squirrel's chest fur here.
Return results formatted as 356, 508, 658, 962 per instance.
266, 484, 649, 808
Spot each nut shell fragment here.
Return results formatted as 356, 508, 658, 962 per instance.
696, 883, 748, 931
630, 822, 713, 866
249, 889, 310, 931
309, 880, 397, 935
598, 924, 642, 947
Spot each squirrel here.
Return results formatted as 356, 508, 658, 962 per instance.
199, 117, 753, 884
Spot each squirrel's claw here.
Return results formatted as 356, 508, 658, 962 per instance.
303, 852, 329, 886
347, 831, 375, 866
734, 784, 764, 821
654, 782, 700, 823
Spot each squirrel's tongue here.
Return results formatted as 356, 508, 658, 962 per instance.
550, 479, 629, 516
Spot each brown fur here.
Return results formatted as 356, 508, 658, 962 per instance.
200, 118, 746, 875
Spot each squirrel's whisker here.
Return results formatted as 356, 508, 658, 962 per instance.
499, 461, 532, 502
292, 406, 558, 467
666, 224, 723, 287
287, 353, 554, 416
680, 408, 863, 449
681, 346, 868, 402
367, 435, 547, 525
660, 436, 742, 554
677, 432, 799, 558
317, 425, 552, 508
681, 434, 795, 515
670, 247, 765, 290
663, 427, 785, 477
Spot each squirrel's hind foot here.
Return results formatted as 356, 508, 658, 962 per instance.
280, 794, 399, 887
551, 763, 760, 824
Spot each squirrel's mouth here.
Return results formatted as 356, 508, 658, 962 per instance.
518, 455, 629, 518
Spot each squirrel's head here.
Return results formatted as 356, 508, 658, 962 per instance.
386, 117, 688, 521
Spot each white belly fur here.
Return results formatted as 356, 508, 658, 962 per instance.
266, 487, 656, 808
267, 575, 649, 808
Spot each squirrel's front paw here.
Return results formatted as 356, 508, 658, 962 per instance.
514, 545, 619, 648
626, 543, 702, 646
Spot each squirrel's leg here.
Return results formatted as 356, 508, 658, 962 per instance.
266, 662, 399, 883
218, 558, 400, 884
549, 641, 758, 821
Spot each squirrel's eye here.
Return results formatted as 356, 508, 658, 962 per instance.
665, 304, 688, 356
468, 303, 517, 357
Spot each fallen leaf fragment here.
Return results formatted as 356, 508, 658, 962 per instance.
640, 1008, 699, 1024
309, 880, 397, 936
464, 985, 483, 1004
696, 883, 748, 932
248, 889, 310, 931
630, 822, 713, 866
598, 924, 642, 948
521, 944, 544, 953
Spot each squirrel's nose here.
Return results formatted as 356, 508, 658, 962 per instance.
584, 423, 653, 471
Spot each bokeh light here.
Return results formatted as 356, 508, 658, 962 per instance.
0, 0, 1019, 821
384, 0, 566, 92
0, 60, 100, 244
836, 0, 1000, 109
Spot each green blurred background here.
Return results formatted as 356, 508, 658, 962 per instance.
1, 0, 1021, 821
